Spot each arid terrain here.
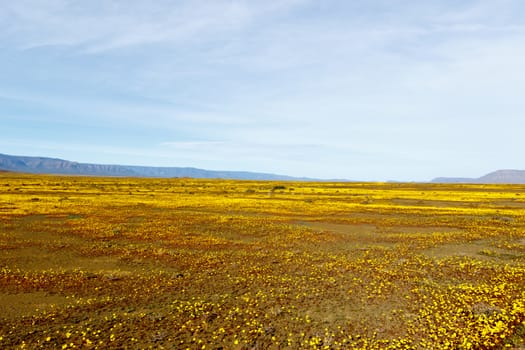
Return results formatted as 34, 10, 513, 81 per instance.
1, 173, 524, 349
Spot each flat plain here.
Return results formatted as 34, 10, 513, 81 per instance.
0, 173, 524, 349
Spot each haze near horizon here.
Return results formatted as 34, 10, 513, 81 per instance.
1, 1, 524, 181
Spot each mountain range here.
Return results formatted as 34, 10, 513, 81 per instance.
1, 153, 524, 183
431, 170, 525, 184
0, 153, 312, 181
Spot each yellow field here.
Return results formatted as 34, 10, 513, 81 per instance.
1, 173, 524, 349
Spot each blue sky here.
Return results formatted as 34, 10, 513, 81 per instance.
1, 0, 524, 181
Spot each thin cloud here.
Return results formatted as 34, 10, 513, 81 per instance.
1, 0, 307, 52
2, 1, 525, 180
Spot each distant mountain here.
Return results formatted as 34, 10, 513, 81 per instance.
477, 170, 525, 184
0, 153, 312, 181
432, 170, 525, 184
430, 177, 476, 184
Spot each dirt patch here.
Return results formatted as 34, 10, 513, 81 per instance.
386, 226, 461, 234
300, 222, 397, 249
0, 291, 71, 319
301, 222, 464, 248
304, 222, 379, 236
303, 222, 460, 236
0, 246, 124, 272
305, 295, 414, 340
423, 240, 523, 262
391, 198, 456, 208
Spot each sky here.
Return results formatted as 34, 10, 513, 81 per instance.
1, 0, 525, 181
